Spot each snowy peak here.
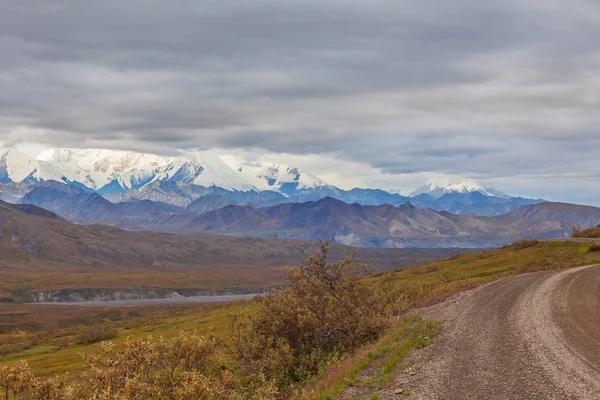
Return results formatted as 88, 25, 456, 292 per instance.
445, 179, 486, 194
410, 179, 507, 198
410, 181, 443, 197
181, 152, 256, 192
28, 148, 258, 193
0, 147, 39, 183
36, 148, 175, 190
220, 156, 327, 195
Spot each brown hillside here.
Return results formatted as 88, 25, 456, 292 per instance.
0, 200, 449, 299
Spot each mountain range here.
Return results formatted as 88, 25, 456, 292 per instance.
7, 180, 600, 248
183, 198, 600, 248
3, 146, 596, 248
0, 146, 543, 217
1, 198, 458, 303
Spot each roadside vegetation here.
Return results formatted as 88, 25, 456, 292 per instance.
572, 224, 600, 239
0, 239, 598, 399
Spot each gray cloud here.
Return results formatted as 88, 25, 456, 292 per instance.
1, 0, 600, 202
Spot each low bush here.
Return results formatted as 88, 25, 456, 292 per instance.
0, 335, 236, 400
572, 224, 600, 238
74, 324, 118, 345
588, 243, 600, 252
506, 239, 540, 250
251, 242, 399, 382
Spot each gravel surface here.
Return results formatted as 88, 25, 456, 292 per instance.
403, 265, 600, 399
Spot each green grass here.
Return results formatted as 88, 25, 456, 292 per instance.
369, 316, 440, 387
1, 344, 55, 361
306, 315, 440, 400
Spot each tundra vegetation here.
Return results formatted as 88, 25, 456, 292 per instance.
0, 242, 402, 399
572, 224, 600, 239
0, 240, 598, 399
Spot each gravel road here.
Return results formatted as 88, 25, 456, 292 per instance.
404, 265, 600, 399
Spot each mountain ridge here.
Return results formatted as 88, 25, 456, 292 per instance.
7, 180, 598, 248
0, 147, 538, 216
183, 197, 600, 248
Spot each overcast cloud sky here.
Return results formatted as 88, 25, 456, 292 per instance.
1, 0, 600, 204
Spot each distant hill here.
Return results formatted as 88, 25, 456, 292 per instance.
0, 198, 455, 302
0, 182, 33, 203
502, 202, 600, 233
0, 198, 444, 268
183, 198, 600, 248
13, 181, 598, 248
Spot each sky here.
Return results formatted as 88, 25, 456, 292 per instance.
1, 1, 600, 204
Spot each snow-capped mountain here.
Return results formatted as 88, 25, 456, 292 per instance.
180, 152, 256, 192
36, 148, 174, 191
0, 148, 40, 183
0, 146, 333, 198
0, 146, 526, 215
410, 179, 508, 199
220, 156, 328, 195
6, 148, 256, 194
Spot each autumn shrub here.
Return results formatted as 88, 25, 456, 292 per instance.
0, 361, 64, 400
74, 324, 117, 345
223, 315, 292, 394
507, 239, 540, 250
0, 334, 244, 400
0, 342, 30, 358
588, 243, 600, 252
68, 333, 233, 400
572, 224, 600, 238
243, 241, 400, 385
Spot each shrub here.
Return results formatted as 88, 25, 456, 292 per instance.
509, 239, 540, 250
74, 324, 117, 345
246, 241, 400, 384
572, 224, 600, 238
588, 243, 600, 252
0, 361, 64, 400
0, 334, 239, 400
70, 334, 231, 400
